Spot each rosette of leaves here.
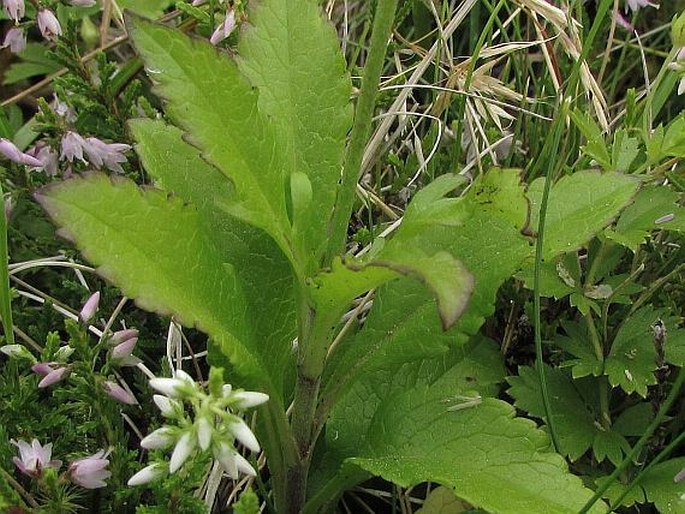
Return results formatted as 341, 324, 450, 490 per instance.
36, 1, 640, 512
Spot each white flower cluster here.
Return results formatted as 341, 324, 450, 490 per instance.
128, 368, 268, 486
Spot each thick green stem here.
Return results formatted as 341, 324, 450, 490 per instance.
325, 0, 400, 266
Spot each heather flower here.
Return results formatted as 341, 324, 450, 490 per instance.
169, 432, 195, 473
614, 12, 634, 32
109, 328, 138, 346
213, 442, 256, 479
140, 427, 177, 450
3, 0, 24, 23
53, 98, 76, 123
625, 0, 658, 13
127, 463, 167, 486
210, 10, 236, 45
153, 394, 183, 418
68, 450, 111, 489
102, 380, 137, 405
79, 291, 100, 323
149, 369, 200, 398
134, 367, 267, 483
231, 390, 270, 410
60, 131, 86, 163
32, 362, 69, 388
37, 9, 62, 41
82, 137, 131, 173
26, 143, 58, 175
2, 27, 25, 53
11, 439, 62, 478
111, 336, 141, 367
0, 138, 43, 167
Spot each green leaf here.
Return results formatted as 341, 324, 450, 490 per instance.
516, 252, 579, 299
605, 306, 669, 397
311, 247, 473, 333
592, 430, 630, 468
238, 0, 352, 270
570, 109, 611, 169
640, 458, 685, 513
555, 321, 603, 379
117, 0, 175, 17
321, 169, 531, 406
527, 171, 640, 258
595, 476, 646, 508
416, 486, 475, 514
35, 174, 276, 389
611, 129, 640, 173
612, 402, 654, 436
646, 116, 685, 163
605, 186, 685, 251
507, 365, 599, 461
127, 17, 292, 258
233, 489, 260, 514
327, 344, 605, 513
129, 119, 297, 397
2, 43, 61, 85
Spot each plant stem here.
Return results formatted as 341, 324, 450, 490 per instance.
609, 428, 685, 510
532, 100, 567, 453
579, 367, 685, 513
325, 0, 400, 266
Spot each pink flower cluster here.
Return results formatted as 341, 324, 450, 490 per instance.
1, 0, 69, 51
11, 438, 111, 489
61, 131, 131, 173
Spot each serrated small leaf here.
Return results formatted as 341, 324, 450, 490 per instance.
641, 458, 685, 513
611, 129, 640, 172
507, 365, 599, 461
528, 171, 640, 258
605, 306, 669, 397
555, 321, 603, 379
570, 109, 611, 168
592, 430, 630, 467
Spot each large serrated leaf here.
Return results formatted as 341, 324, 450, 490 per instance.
127, 17, 292, 254
238, 0, 352, 270
320, 340, 605, 514
129, 119, 297, 397
35, 174, 275, 388
528, 171, 640, 258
